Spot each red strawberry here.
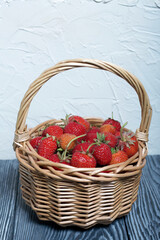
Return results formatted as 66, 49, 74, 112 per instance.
64, 122, 86, 142
60, 133, 77, 150
118, 130, 138, 157
110, 150, 128, 165
42, 125, 63, 140
71, 152, 96, 168
123, 136, 138, 157
85, 127, 100, 143
38, 136, 57, 159
30, 136, 42, 149
115, 131, 121, 138
100, 124, 116, 135
115, 122, 127, 145
103, 118, 121, 131
48, 154, 60, 170
104, 132, 117, 148
89, 127, 100, 133
69, 115, 90, 131
72, 142, 95, 154
49, 154, 70, 170
93, 143, 112, 166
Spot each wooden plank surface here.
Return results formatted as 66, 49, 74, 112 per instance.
0, 160, 19, 240
0, 156, 159, 240
124, 155, 160, 240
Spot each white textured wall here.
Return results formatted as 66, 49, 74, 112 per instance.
0, 0, 160, 159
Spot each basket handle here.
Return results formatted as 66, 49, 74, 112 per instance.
14, 58, 152, 145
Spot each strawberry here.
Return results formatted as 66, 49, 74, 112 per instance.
85, 127, 100, 143
48, 154, 61, 170
116, 122, 127, 145
64, 122, 86, 142
123, 136, 138, 157
60, 133, 77, 150
38, 136, 57, 159
89, 127, 100, 133
94, 132, 117, 148
42, 125, 63, 140
103, 118, 121, 131
118, 129, 138, 157
49, 153, 60, 162
71, 152, 96, 168
93, 143, 112, 166
49, 154, 70, 170
72, 142, 95, 154
30, 136, 42, 150
110, 150, 128, 165
115, 131, 121, 138
69, 115, 90, 131
100, 124, 116, 135
103, 132, 117, 148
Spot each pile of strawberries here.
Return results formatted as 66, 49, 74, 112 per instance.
30, 115, 138, 169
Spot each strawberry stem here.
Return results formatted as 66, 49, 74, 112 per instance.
66, 134, 86, 150
42, 133, 53, 140
96, 133, 109, 145
61, 113, 72, 126
111, 147, 116, 154
96, 132, 104, 143
86, 142, 97, 155
120, 122, 128, 141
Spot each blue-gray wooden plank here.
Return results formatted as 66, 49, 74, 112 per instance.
0, 160, 19, 240
0, 156, 160, 240
124, 155, 160, 240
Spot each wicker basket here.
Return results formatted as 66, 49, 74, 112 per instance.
13, 59, 152, 229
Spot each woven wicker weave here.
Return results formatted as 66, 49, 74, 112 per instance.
14, 59, 152, 229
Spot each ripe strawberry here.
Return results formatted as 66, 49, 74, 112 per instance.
49, 154, 70, 170
123, 136, 138, 157
48, 154, 60, 170
104, 132, 117, 148
89, 127, 100, 133
72, 142, 95, 154
85, 127, 100, 143
38, 136, 57, 159
64, 122, 86, 142
94, 132, 117, 148
30, 136, 42, 149
115, 131, 121, 138
60, 133, 77, 150
103, 118, 121, 131
93, 143, 112, 166
100, 124, 116, 135
118, 130, 138, 157
69, 115, 90, 131
110, 150, 128, 165
42, 125, 63, 140
71, 152, 96, 168
115, 122, 128, 145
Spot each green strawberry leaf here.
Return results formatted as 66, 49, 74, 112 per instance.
111, 148, 116, 154
57, 148, 63, 152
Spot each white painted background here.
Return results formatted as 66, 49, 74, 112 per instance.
0, 0, 160, 159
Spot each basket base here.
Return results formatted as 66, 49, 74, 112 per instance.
19, 162, 141, 229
